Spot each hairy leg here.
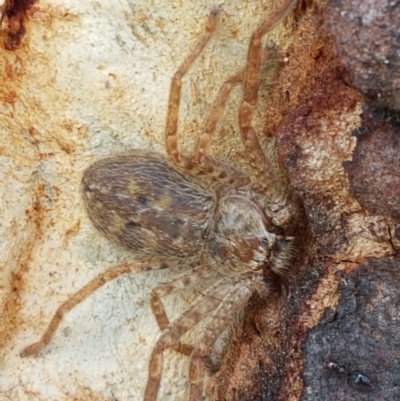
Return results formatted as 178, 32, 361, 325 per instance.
239, 0, 297, 222
166, 10, 219, 166
144, 278, 233, 401
151, 265, 216, 330
194, 42, 272, 170
190, 46, 270, 185
164, 11, 248, 189
192, 70, 243, 169
188, 277, 261, 400
186, 69, 255, 188
20, 259, 170, 357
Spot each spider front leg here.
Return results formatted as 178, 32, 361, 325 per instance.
165, 10, 248, 188
189, 69, 255, 187
188, 276, 263, 400
239, 0, 297, 225
165, 10, 219, 166
191, 45, 270, 184
145, 267, 220, 401
144, 279, 234, 401
150, 265, 217, 331
192, 70, 243, 180
193, 46, 271, 170
149, 265, 217, 363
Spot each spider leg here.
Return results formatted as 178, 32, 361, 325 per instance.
20, 259, 170, 357
193, 70, 242, 166
144, 278, 233, 401
189, 45, 271, 185
151, 265, 217, 330
239, 0, 297, 222
166, 9, 219, 166
151, 265, 217, 360
182, 42, 274, 189
194, 45, 271, 170
184, 69, 253, 187
188, 276, 263, 400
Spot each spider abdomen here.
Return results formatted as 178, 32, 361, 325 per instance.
81, 150, 215, 259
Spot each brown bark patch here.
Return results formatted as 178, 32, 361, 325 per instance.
302, 257, 400, 401
0, 0, 36, 49
325, 0, 400, 110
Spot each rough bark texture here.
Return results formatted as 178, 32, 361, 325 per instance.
325, 0, 400, 111
303, 259, 400, 401
0, 0, 37, 50
208, 1, 399, 400
1, 0, 399, 401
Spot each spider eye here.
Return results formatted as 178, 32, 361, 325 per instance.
261, 238, 270, 248
275, 237, 292, 252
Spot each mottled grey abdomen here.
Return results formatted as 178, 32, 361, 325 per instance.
81, 150, 215, 258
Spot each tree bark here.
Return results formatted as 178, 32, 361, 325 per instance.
209, 1, 400, 400
1, 1, 399, 401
